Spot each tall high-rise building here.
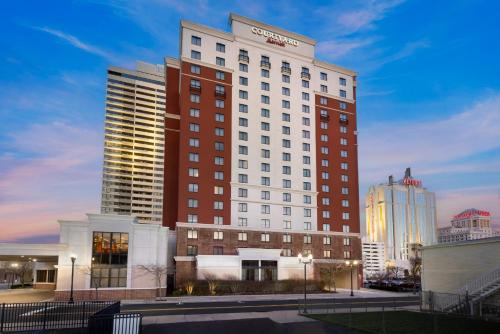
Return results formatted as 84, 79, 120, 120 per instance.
365, 168, 437, 269
101, 61, 166, 224
438, 209, 493, 243
163, 14, 361, 284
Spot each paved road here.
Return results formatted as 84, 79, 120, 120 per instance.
143, 318, 364, 334
0, 288, 54, 303
123, 296, 420, 316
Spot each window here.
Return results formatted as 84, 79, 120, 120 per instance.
340, 138, 348, 145
282, 113, 290, 122
213, 246, 223, 255
190, 79, 201, 88
282, 139, 291, 148
322, 171, 329, 179
240, 63, 248, 72
340, 125, 347, 133
261, 82, 270, 91
342, 187, 349, 195
238, 203, 248, 212
303, 195, 311, 204
191, 65, 200, 74
283, 179, 291, 188
216, 71, 225, 80
322, 250, 332, 259
239, 90, 248, 99
323, 236, 331, 245
215, 128, 225, 136
216, 85, 225, 95
261, 122, 270, 131
283, 207, 291, 216
261, 191, 270, 200
215, 99, 225, 108
238, 218, 247, 228
239, 76, 248, 86
320, 72, 328, 80
320, 97, 328, 105
262, 219, 270, 228
188, 229, 198, 239
188, 183, 198, 192
344, 237, 351, 246
238, 160, 248, 169
188, 198, 198, 208
302, 105, 310, 113
320, 85, 328, 93
322, 210, 330, 218
214, 231, 224, 240
321, 147, 329, 154
343, 225, 350, 233
239, 131, 248, 141
214, 186, 224, 195
302, 117, 310, 126
191, 35, 201, 46
239, 117, 248, 127
191, 50, 201, 60
238, 174, 248, 183
303, 130, 310, 139
190, 108, 200, 117
322, 184, 330, 192
303, 143, 310, 151
189, 153, 199, 162
340, 90, 347, 98
188, 168, 199, 177
304, 222, 312, 230
303, 182, 311, 190
321, 134, 328, 142
304, 208, 311, 217
341, 174, 349, 182
187, 214, 198, 223
282, 153, 291, 161
283, 166, 291, 175
215, 113, 225, 122
214, 216, 224, 225
284, 220, 292, 229
344, 250, 351, 259
323, 224, 330, 231
216, 42, 225, 52
261, 149, 270, 158
261, 205, 270, 214
261, 176, 270, 186
302, 92, 309, 101
261, 135, 270, 144
36, 270, 56, 283
91, 232, 128, 288
187, 245, 198, 256
322, 197, 330, 205
282, 87, 290, 96
282, 75, 290, 83
190, 94, 200, 103
261, 69, 269, 78
321, 121, 328, 129
261, 108, 270, 118
341, 162, 348, 170
303, 156, 311, 164
283, 234, 292, 243
216, 57, 225, 66
261, 233, 270, 242
342, 212, 350, 220
239, 104, 248, 113
340, 113, 348, 122
322, 159, 329, 167
304, 235, 312, 244
189, 138, 199, 147
282, 100, 290, 109
261, 95, 270, 104
340, 102, 347, 110
215, 142, 224, 151
339, 77, 346, 86
214, 201, 223, 210
282, 126, 290, 135
238, 232, 248, 241
282, 249, 292, 257
214, 171, 224, 180
302, 80, 309, 88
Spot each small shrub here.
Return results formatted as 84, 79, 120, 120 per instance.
184, 280, 195, 295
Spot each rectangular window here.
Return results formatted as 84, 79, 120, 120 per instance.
214, 186, 224, 195
187, 214, 198, 223
214, 171, 224, 180
239, 104, 248, 113
282, 139, 291, 148
187, 229, 198, 239
282, 153, 291, 161
283, 207, 291, 216
261, 149, 270, 158
324, 250, 331, 258
283, 179, 291, 188
302, 117, 310, 126
213, 231, 224, 240
261, 82, 270, 91
238, 203, 248, 212
188, 183, 198, 192
187, 198, 198, 208
214, 201, 223, 210
215, 99, 225, 108
304, 222, 312, 230
191, 65, 200, 74
302, 105, 310, 113
261, 233, 270, 242
283, 166, 291, 175
342, 212, 350, 220
238, 174, 248, 183
304, 208, 311, 217
240, 63, 248, 72
216, 71, 225, 80
191, 50, 201, 60
340, 102, 347, 110
262, 219, 270, 228
213, 246, 223, 255
261, 95, 270, 104
339, 77, 347, 86
261, 122, 270, 131
282, 87, 290, 96
239, 77, 248, 86
344, 237, 351, 246
261, 205, 270, 214
282, 74, 290, 83
283, 193, 291, 202
190, 94, 200, 103
323, 224, 330, 231
320, 85, 328, 93
215, 113, 224, 122
91, 232, 128, 288
261, 176, 270, 186
215, 142, 224, 151
282, 100, 290, 109
261, 108, 270, 118
190, 108, 200, 117
320, 97, 328, 105
188, 168, 199, 177
238, 232, 248, 241
302, 80, 309, 88
304, 235, 312, 244
216, 57, 225, 66
189, 138, 199, 147
189, 153, 199, 162
261, 190, 270, 200
239, 131, 248, 141
216, 42, 225, 52
341, 174, 349, 182
239, 90, 248, 99
215, 128, 225, 136
238, 188, 248, 198
191, 35, 201, 46
239, 117, 248, 127
283, 234, 292, 243
214, 216, 224, 225
238, 160, 248, 169
320, 72, 328, 81
261, 69, 269, 78
340, 90, 347, 98
261, 163, 270, 172
282, 113, 290, 122
302, 92, 309, 100
187, 245, 198, 256
261, 135, 270, 145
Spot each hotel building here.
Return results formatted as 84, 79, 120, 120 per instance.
162, 14, 361, 284
438, 209, 493, 244
364, 168, 437, 270
101, 61, 166, 224
361, 237, 386, 278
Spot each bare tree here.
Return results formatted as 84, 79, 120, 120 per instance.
224, 274, 241, 294
138, 264, 168, 298
80, 266, 100, 300
386, 265, 403, 279
319, 263, 345, 292
203, 273, 218, 295
9, 262, 33, 287
409, 256, 422, 292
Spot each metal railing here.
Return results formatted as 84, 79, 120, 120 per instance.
88, 312, 142, 334
0, 301, 119, 333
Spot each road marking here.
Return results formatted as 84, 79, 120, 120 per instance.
21, 306, 58, 316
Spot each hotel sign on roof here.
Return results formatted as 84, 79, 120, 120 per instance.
251, 26, 299, 47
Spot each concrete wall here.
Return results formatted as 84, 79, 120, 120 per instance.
421, 237, 500, 293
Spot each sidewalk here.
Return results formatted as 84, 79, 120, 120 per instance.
123, 289, 417, 305
0, 288, 55, 303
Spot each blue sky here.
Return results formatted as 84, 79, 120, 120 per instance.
1, 0, 500, 242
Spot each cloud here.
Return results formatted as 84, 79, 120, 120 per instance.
337, 0, 405, 33
30, 26, 116, 62
0, 122, 102, 242
316, 38, 375, 60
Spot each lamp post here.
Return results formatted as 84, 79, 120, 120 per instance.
345, 260, 359, 297
298, 253, 313, 313
69, 255, 77, 304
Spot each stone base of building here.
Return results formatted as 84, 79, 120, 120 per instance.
54, 288, 165, 301
33, 283, 56, 290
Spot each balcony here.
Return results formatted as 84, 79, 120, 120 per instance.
320, 115, 330, 121
215, 90, 226, 99
281, 66, 291, 75
189, 85, 201, 93
260, 60, 271, 69
301, 72, 311, 80
238, 54, 249, 63
339, 118, 349, 125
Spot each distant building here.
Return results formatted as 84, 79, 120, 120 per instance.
438, 209, 493, 244
361, 237, 385, 278
365, 168, 437, 270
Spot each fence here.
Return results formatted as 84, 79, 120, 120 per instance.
0, 301, 119, 333
88, 313, 142, 334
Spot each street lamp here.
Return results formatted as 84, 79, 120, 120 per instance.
345, 260, 359, 297
298, 253, 313, 313
69, 255, 77, 304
